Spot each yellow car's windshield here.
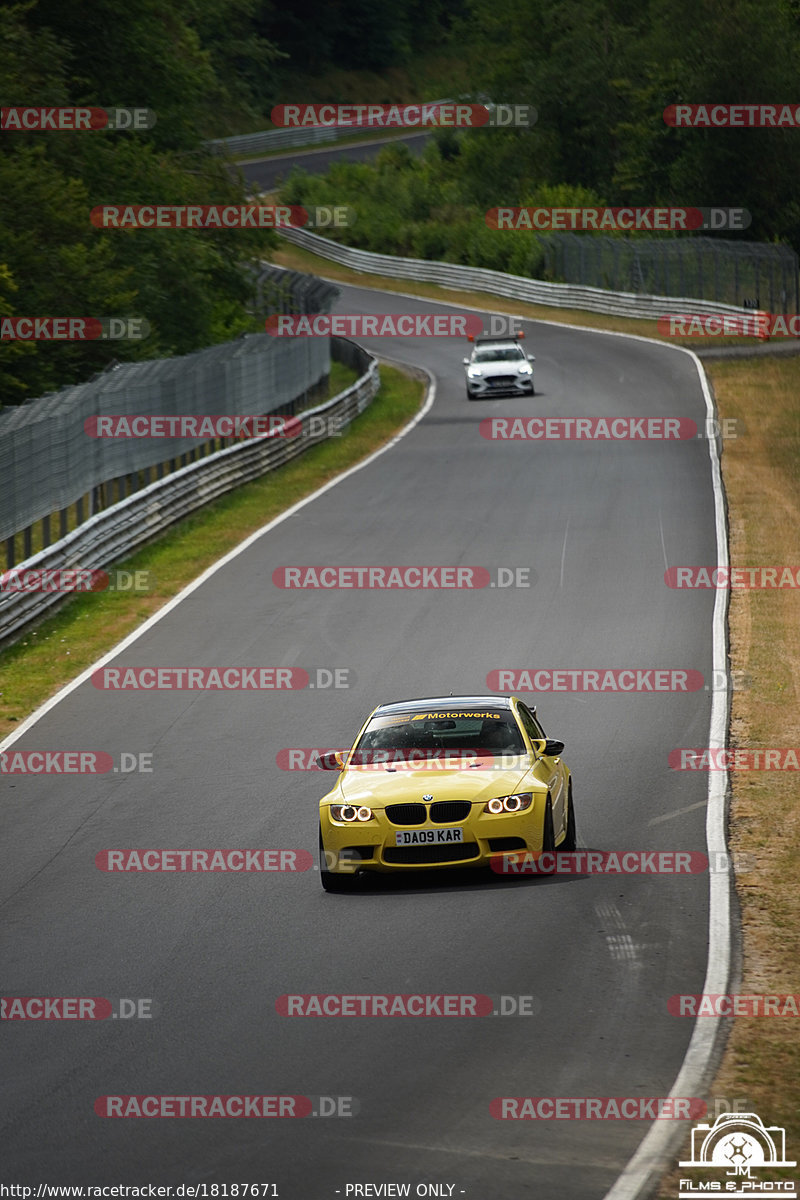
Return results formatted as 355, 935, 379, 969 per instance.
354, 710, 526, 758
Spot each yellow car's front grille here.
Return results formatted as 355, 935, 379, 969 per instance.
385, 803, 426, 825
430, 800, 471, 823
384, 800, 472, 825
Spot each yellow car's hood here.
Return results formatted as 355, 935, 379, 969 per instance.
335, 758, 535, 806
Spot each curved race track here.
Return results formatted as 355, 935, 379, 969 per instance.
241, 132, 430, 192
1, 285, 726, 1199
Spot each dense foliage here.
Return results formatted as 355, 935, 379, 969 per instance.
282, 0, 800, 268
1, 0, 797, 402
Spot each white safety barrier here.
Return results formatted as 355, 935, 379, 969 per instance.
0, 344, 379, 647
207, 102, 450, 158
277, 226, 761, 321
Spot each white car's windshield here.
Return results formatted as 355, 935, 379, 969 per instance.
473, 347, 524, 363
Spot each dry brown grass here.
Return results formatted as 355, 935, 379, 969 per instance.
657, 355, 800, 1195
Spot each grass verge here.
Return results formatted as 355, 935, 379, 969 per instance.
3, 245, 798, 1188
0, 362, 424, 739
657, 353, 800, 1193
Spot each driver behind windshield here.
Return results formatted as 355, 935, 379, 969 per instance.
354, 712, 525, 759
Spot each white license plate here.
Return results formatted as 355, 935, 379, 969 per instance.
395, 828, 464, 846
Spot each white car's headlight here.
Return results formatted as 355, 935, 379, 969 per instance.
485, 792, 534, 814
467, 366, 483, 377
518, 363, 533, 375
330, 804, 374, 823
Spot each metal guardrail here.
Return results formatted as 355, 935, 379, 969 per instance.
1, 265, 340, 560
0, 341, 379, 647
277, 226, 764, 321
206, 101, 450, 159
209, 125, 343, 157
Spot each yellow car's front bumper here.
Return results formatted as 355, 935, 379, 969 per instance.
319, 793, 552, 876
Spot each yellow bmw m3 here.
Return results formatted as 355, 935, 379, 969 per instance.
317, 695, 575, 891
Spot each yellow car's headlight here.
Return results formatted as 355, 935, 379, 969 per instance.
485, 792, 534, 814
330, 804, 374, 823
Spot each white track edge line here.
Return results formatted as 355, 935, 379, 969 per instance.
332, 271, 735, 1196
0, 362, 436, 753
601, 345, 732, 1200
2, 290, 736, 1200
266, 270, 736, 1196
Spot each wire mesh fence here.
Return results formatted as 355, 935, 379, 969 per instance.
540, 235, 799, 312
1, 267, 340, 565
0, 340, 379, 646
250, 263, 341, 318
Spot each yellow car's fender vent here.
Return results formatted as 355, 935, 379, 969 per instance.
340, 845, 375, 861
488, 837, 527, 853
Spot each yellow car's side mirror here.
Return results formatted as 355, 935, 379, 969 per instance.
316, 750, 346, 770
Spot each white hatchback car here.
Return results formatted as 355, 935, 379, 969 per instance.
463, 334, 535, 399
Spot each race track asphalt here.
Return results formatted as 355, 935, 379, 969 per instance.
240, 132, 430, 192
1, 283, 723, 1199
